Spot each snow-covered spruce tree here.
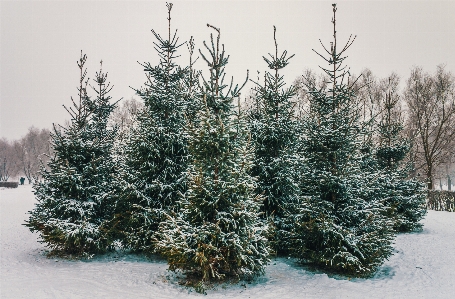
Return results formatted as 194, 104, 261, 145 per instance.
109, 3, 191, 252
283, 4, 395, 276
156, 25, 269, 287
25, 52, 118, 256
375, 77, 426, 232
355, 69, 380, 173
247, 26, 301, 253
182, 35, 202, 123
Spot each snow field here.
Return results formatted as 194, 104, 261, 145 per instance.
1, 186, 454, 298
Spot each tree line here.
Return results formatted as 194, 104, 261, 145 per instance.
0, 127, 52, 183
0, 99, 142, 184
4, 53, 454, 191
293, 65, 455, 191
14, 2, 451, 292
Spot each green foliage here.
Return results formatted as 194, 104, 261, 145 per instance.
156, 25, 269, 284
108, 3, 194, 252
25, 52, 118, 256
427, 190, 455, 211
285, 195, 394, 275
379, 176, 427, 232
374, 79, 427, 232
23, 2, 429, 283
246, 26, 301, 254
283, 4, 395, 276
248, 26, 300, 219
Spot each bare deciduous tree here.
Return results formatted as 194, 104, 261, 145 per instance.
293, 69, 328, 119
0, 138, 19, 181
405, 65, 455, 189
109, 97, 143, 139
12, 127, 52, 184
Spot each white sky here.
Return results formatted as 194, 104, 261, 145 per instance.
1, 0, 454, 140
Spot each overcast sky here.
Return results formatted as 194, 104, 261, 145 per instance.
1, 0, 454, 140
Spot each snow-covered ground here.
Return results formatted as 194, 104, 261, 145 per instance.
1, 186, 454, 299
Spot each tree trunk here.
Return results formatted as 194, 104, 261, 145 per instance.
427, 167, 433, 190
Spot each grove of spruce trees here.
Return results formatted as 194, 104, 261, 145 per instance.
25, 1, 428, 287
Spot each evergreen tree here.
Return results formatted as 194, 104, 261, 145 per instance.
375, 76, 427, 232
284, 4, 395, 276
156, 25, 269, 287
182, 35, 202, 122
247, 26, 301, 253
109, 3, 191, 252
25, 52, 118, 256
355, 69, 380, 172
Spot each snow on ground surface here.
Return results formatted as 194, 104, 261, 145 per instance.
1, 185, 454, 299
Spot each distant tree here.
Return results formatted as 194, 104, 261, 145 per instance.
156, 24, 269, 288
0, 138, 18, 181
444, 157, 455, 191
109, 97, 143, 140
405, 65, 455, 189
13, 127, 52, 184
293, 69, 328, 119
25, 52, 118, 256
374, 75, 427, 232
375, 74, 406, 169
